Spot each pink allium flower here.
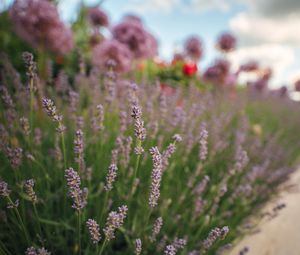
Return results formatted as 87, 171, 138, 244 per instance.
92, 39, 132, 72
239, 61, 259, 72
9, 0, 74, 55
217, 32, 236, 52
294, 79, 300, 92
203, 59, 230, 85
112, 19, 158, 59
184, 36, 203, 61
87, 7, 109, 27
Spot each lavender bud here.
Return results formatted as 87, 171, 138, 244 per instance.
104, 164, 118, 192
65, 168, 87, 211
86, 219, 101, 244
22, 52, 36, 79
0, 181, 11, 197
7, 199, 19, 209
199, 123, 208, 161
24, 179, 37, 203
74, 129, 85, 173
150, 217, 163, 242
135, 239, 142, 255
149, 147, 163, 208
172, 134, 182, 143
172, 238, 187, 251
6, 147, 23, 169
104, 205, 128, 240
164, 245, 176, 255
20, 117, 30, 136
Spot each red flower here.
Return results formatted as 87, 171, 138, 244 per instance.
183, 62, 198, 76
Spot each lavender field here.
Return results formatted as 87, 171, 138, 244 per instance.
1, 1, 300, 255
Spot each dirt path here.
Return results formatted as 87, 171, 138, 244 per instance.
228, 169, 300, 255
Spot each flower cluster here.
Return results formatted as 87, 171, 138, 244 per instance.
86, 219, 101, 244
65, 168, 88, 211
87, 7, 109, 27
10, 0, 73, 54
184, 36, 203, 61
104, 205, 128, 240
24, 179, 37, 203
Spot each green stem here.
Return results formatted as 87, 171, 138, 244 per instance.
77, 211, 81, 255
99, 192, 108, 224
29, 77, 34, 146
7, 197, 30, 245
33, 204, 43, 239
98, 238, 107, 255
61, 131, 67, 170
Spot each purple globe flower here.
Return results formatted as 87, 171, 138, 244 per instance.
9, 0, 74, 55
203, 59, 230, 85
217, 32, 236, 52
112, 19, 158, 59
184, 36, 203, 61
239, 61, 259, 72
87, 7, 109, 27
295, 79, 300, 92
92, 39, 132, 72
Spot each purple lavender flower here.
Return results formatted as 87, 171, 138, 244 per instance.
164, 245, 176, 255
217, 32, 236, 52
104, 164, 118, 191
6, 147, 23, 169
22, 52, 36, 79
86, 219, 101, 244
65, 168, 87, 211
239, 61, 258, 72
203, 59, 230, 85
25, 247, 51, 255
74, 129, 85, 173
172, 238, 187, 251
184, 36, 203, 61
24, 179, 37, 203
87, 7, 109, 27
199, 123, 208, 161
135, 239, 142, 255
150, 217, 163, 242
149, 147, 163, 208
0, 181, 10, 197
42, 97, 65, 133
104, 205, 128, 240
10, 0, 73, 55
20, 117, 30, 136
202, 226, 229, 250
92, 39, 132, 72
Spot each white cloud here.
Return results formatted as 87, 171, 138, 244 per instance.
228, 44, 295, 87
230, 12, 300, 46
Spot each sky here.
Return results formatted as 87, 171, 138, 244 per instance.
2, 0, 300, 88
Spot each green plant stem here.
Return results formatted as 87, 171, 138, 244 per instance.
61, 131, 67, 170
99, 192, 108, 224
77, 211, 81, 255
7, 196, 30, 245
33, 204, 43, 239
98, 238, 107, 255
29, 77, 34, 146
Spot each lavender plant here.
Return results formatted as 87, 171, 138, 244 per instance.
0, 52, 300, 255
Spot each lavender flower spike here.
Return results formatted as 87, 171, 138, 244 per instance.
0, 181, 11, 197
104, 164, 118, 191
149, 147, 163, 208
104, 205, 128, 240
164, 245, 177, 255
199, 123, 208, 161
65, 168, 87, 211
24, 179, 37, 203
86, 219, 101, 244
135, 239, 142, 255
150, 217, 163, 242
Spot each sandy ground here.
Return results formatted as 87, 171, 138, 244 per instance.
228, 169, 300, 255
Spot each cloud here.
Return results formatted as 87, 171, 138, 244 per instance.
230, 12, 300, 46
240, 0, 300, 17
122, 0, 179, 14
228, 44, 295, 87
